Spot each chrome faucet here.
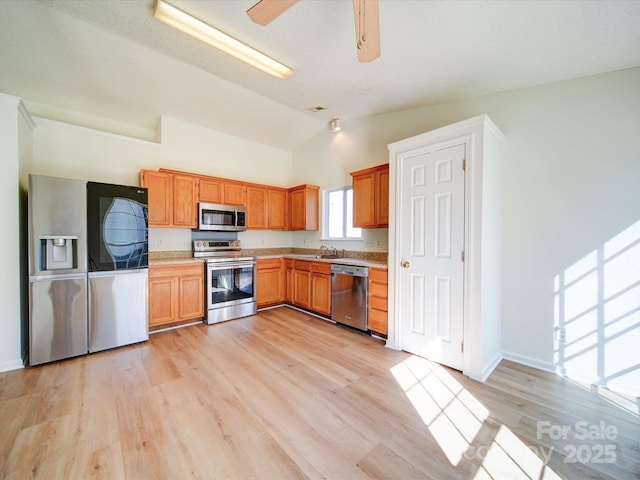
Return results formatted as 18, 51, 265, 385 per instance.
330, 246, 338, 257
320, 245, 330, 256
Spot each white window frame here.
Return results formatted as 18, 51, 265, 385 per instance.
322, 186, 362, 241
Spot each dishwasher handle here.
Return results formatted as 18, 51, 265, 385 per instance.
330, 264, 369, 277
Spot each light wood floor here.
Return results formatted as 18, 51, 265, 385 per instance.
1, 307, 638, 479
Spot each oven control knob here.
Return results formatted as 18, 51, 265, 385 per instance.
231, 240, 240, 247
195, 241, 202, 247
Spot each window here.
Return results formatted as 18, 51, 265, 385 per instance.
323, 186, 361, 240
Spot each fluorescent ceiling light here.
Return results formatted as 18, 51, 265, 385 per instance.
153, 0, 293, 79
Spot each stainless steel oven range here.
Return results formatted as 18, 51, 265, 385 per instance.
193, 240, 257, 325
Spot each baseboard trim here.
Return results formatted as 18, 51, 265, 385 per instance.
501, 350, 558, 375
0, 359, 25, 373
479, 351, 504, 382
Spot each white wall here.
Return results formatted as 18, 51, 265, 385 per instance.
0, 94, 26, 371
31, 115, 294, 252
292, 67, 640, 396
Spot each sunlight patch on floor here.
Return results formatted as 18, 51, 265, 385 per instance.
391, 356, 562, 478
472, 425, 562, 480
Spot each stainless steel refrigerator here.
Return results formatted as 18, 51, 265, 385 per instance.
28, 174, 149, 366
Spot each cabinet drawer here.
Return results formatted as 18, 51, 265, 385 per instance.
294, 260, 311, 271
369, 267, 388, 284
285, 259, 294, 269
257, 258, 282, 270
369, 282, 388, 299
312, 262, 331, 274
368, 307, 388, 334
150, 263, 204, 279
369, 295, 388, 312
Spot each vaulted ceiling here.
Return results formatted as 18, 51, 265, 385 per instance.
1, 0, 639, 150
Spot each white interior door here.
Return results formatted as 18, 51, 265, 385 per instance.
398, 142, 465, 370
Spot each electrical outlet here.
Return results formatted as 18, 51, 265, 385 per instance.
157, 239, 163, 247
555, 327, 566, 343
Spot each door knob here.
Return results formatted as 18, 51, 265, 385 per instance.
401, 261, 410, 268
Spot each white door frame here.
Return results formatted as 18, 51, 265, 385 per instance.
387, 115, 505, 382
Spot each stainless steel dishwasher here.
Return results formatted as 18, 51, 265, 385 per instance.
331, 264, 369, 331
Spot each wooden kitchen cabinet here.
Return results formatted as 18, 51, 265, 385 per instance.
140, 169, 171, 226
292, 260, 312, 309
198, 177, 223, 203
199, 176, 246, 206
267, 187, 288, 230
286, 259, 331, 317
238, 185, 288, 230
223, 181, 246, 206
247, 185, 268, 229
140, 170, 197, 228
172, 174, 198, 228
310, 262, 331, 316
350, 163, 389, 228
285, 259, 294, 304
368, 267, 388, 336
288, 185, 319, 231
149, 263, 204, 330
257, 258, 285, 308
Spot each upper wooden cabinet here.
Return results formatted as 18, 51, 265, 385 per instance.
140, 169, 197, 228
143, 168, 318, 231
172, 174, 198, 228
350, 163, 389, 228
140, 169, 171, 226
223, 181, 246, 206
246, 185, 268, 229
199, 177, 246, 206
288, 184, 320, 231
198, 177, 223, 204
267, 188, 288, 230
247, 186, 288, 230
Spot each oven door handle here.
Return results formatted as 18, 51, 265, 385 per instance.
208, 262, 255, 271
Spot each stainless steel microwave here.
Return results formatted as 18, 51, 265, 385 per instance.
198, 202, 247, 231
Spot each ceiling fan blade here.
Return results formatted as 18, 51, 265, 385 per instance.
353, 0, 380, 63
247, 0, 299, 26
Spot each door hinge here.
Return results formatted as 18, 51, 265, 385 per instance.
462, 159, 467, 171
461, 251, 465, 262
461, 341, 464, 353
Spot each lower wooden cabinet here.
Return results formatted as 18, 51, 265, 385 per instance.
262, 258, 332, 317
368, 267, 388, 336
292, 260, 312, 309
285, 259, 294, 304
291, 260, 331, 316
149, 263, 204, 330
310, 264, 331, 316
256, 258, 285, 308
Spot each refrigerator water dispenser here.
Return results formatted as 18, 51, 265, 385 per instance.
40, 236, 77, 270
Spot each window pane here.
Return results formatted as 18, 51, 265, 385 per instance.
328, 189, 344, 238
346, 189, 361, 238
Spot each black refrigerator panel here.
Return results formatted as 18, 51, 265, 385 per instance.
87, 182, 148, 272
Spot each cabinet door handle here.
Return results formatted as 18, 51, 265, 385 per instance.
401, 261, 410, 269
